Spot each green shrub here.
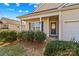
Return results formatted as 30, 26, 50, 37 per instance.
18, 31, 34, 41
27, 31, 34, 41
34, 31, 46, 43
18, 31, 46, 43
0, 31, 17, 42
17, 31, 27, 40
44, 40, 79, 56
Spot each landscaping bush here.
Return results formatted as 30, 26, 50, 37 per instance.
17, 31, 27, 40
44, 40, 79, 56
0, 31, 17, 42
27, 31, 35, 41
34, 31, 46, 43
18, 31, 46, 43
18, 31, 34, 41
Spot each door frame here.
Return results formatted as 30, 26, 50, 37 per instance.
50, 21, 57, 35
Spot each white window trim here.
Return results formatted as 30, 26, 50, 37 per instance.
31, 22, 40, 31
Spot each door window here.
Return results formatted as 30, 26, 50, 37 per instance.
51, 22, 56, 34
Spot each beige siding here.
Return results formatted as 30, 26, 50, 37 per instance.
8, 24, 19, 31
42, 17, 48, 35
25, 21, 29, 31
62, 9, 79, 20
0, 24, 3, 29
61, 8, 79, 41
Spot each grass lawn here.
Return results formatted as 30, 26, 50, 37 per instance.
0, 43, 26, 56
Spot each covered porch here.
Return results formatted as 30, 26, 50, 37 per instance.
20, 12, 62, 40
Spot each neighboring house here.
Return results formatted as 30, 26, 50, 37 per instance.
0, 17, 20, 31
17, 3, 79, 41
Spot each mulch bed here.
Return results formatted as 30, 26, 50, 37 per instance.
19, 39, 49, 56
0, 38, 51, 56
0, 41, 17, 47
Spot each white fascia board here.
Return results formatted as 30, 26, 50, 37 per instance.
21, 12, 59, 20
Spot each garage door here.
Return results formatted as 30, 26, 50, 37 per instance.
63, 21, 79, 42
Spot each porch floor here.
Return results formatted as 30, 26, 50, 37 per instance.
49, 34, 59, 39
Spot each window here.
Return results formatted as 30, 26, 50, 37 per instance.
1, 24, 9, 29
31, 22, 40, 31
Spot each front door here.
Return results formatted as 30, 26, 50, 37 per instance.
50, 22, 56, 34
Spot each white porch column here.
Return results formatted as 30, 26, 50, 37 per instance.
47, 17, 50, 37
59, 11, 62, 40
40, 17, 42, 31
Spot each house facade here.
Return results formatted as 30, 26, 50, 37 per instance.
17, 3, 79, 41
0, 17, 20, 31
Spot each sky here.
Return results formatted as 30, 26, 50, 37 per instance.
0, 3, 38, 21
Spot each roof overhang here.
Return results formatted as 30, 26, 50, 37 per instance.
17, 4, 79, 20
20, 12, 59, 20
